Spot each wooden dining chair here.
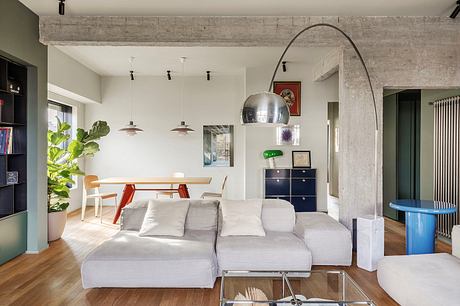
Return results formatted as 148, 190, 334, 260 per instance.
156, 172, 185, 198
81, 175, 118, 223
201, 176, 228, 199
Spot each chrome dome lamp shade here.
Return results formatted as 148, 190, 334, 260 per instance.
241, 91, 290, 126
119, 120, 144, 136
119, 57, 144, 136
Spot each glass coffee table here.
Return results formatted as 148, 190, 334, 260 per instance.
220, 270, 375, 305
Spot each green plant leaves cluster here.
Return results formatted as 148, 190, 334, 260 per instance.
47, 119, 110, 213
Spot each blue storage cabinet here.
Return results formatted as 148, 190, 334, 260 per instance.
264, 168, 317, 212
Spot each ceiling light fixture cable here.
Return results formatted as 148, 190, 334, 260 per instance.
171, 57, 194, 135
119, 57, 144, 136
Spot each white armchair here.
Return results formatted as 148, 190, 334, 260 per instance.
452, 225, 460, 259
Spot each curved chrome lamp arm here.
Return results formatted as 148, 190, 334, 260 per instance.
267, 23, 378, 131
266, 23, 379, 217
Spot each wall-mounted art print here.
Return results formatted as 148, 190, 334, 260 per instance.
273, 81, 301, 116
276, 124, 300, 146
203, 125, 234, 167
292, 150, 311, 168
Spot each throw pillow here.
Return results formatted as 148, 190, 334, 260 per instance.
220, 199, 265, 236
139, 199, 190, 237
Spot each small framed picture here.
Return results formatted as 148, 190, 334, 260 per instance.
292, 150, 311, 168
273, 81, 301, 116
276, 124, 300, 146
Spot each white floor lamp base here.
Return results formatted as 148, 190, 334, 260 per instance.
357, 215, 385, 272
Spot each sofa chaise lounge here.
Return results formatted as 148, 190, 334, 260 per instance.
377, 225, 460, 306
81, 199, 352, 288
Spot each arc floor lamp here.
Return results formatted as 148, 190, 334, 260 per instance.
241, 23, 382, 272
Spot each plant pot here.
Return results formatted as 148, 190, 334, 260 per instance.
48, 210, 67, 241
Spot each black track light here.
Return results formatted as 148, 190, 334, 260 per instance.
451, 1, 460, 19
282, 61, 287, 72
59, 0, 65, 15
130, 70, 134, 81
167, 70, 172, 80
206, 71, 211, 81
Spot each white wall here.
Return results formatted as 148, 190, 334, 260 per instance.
244, 65, 339, 211
48, 46, 101, 104
84, 75, 246, 201
48, 92, 86, 212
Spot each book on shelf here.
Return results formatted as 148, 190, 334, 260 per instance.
0, 127, 13, 154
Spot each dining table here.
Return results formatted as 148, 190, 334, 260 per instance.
94, 177, 212, 224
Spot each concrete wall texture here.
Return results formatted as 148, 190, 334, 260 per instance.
39, 15, 460, 228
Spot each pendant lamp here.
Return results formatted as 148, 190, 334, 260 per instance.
171, 57, 194, 135
119, 57, 143, 136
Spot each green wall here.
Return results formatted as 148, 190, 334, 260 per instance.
383, 93, 398, 219
0, 0, 48, 252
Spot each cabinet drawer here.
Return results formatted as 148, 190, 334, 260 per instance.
265, 178, 290, 196
265, 196, 291, 202
291, 178, 316, 195
265, 169, 290, 178
291, 169, 316, 178
291, 196, 316, 212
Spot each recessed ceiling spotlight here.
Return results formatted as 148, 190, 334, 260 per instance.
58, 0, 65, 15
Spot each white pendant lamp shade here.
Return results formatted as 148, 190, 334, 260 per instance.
241, 91, 290, 126
171, 57, 194, 135
119, 120, 144, 136
119, 57, 143, 136
171, 121, 195, 136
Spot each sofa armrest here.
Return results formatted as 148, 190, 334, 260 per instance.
294, 212, 352, 266
453, 225, 460, 259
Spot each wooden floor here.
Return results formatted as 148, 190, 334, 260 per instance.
0, 208, 451, 306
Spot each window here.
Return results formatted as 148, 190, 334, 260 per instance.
48, 100, 73, 148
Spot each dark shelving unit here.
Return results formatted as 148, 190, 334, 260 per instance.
0, 55, 28, 264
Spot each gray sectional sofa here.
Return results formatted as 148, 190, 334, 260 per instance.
81, 199, 352, 288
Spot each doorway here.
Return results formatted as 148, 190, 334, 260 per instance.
327, 102, 339, 220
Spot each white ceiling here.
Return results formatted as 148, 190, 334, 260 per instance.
56, 46, 334, 76
19, 0, 456, 17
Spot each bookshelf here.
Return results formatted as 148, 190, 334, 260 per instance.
0, 55, 28, 264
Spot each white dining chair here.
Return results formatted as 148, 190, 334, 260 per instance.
201, 176, 227, 199
157, 172, 185, 198
81, 175, 118, 223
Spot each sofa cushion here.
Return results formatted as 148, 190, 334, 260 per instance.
217, 199, 296, 233
81, 230, 217, 288
121, 199, 218, 231
262, 199, 296, 232
216, 231, 312, 273
139, 199, 189, 237
220, 199, 265, 236
378, 253, 460, 306
294, 212, 352, 266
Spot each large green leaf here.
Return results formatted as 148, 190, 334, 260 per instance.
82, 142, 100, 157
49, 146, 65, 162
83, 121, 110, 142
68, 140, 84, 160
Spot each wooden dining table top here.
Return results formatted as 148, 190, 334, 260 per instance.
94, 177, 212, 185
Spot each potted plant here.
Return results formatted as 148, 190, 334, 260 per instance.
47, 119, 110, 241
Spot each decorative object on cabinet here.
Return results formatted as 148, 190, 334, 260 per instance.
276, 124, 300, 146
264, 168, 317, 212
6, 171, 18, 185
203, 125, 234, 167
292, 151, 311, 168
273, 81, 301, 116
263, 150, 283, 169
0, 55, 28, 265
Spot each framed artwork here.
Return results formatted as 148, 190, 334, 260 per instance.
203, 125, 234, 167
273, 81, 301, 116
292, 150, 311, 168
276, 124, 300, 146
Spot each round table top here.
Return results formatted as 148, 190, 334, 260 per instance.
389, 199, 457, 215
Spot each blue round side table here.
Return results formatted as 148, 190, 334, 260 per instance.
389, 199, 456, 255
